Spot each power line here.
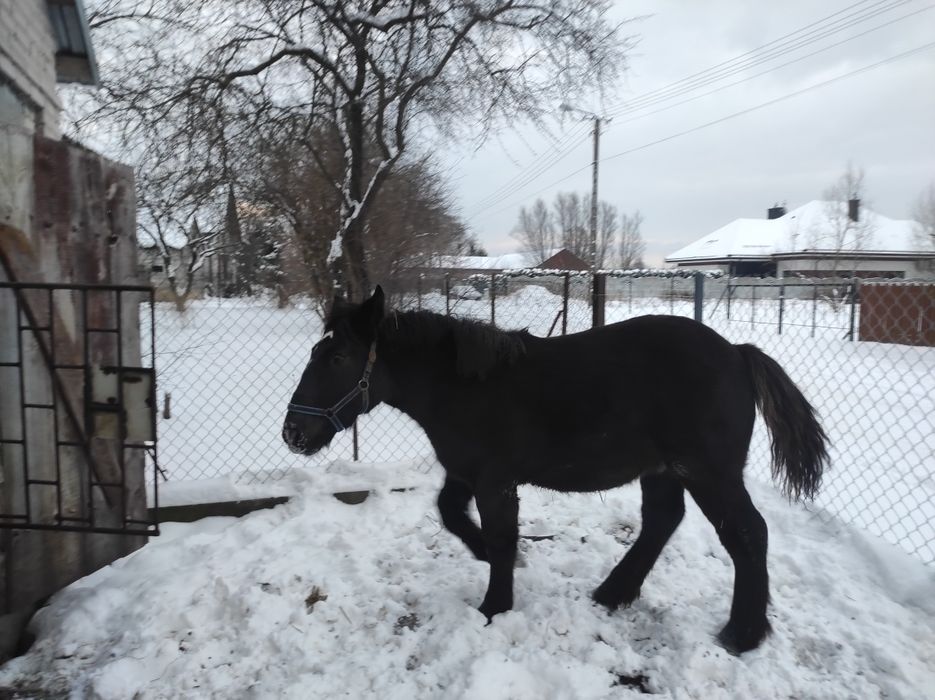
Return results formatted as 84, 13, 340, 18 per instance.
467, 0, 918, 216
470, 41, 935, 225
468, 123, 591, 210
603, 0, 910, 118
605, 4, 933, 129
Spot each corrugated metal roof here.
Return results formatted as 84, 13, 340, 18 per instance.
47, 0, 99, 85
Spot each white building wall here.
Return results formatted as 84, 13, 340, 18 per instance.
670, 261, 730, 273
0, 0, 62, 138
777, 258, 933, 279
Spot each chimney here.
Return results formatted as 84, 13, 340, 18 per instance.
848, 198, 860, 222
767, 204, 786, 220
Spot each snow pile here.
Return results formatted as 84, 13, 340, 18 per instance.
506, 283, 565, 309
2, 460, 934, 699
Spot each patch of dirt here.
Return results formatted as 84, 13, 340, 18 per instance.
612, 673, 652, 693
393, 613, 420, 634
305, 586, 328, 613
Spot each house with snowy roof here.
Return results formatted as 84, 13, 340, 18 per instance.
427, 248, 589, 274
666, 200, 933, 279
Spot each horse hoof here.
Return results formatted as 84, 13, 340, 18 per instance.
478, 600, 511, 622
592, 583, 639, 611
716, 620, 771, 654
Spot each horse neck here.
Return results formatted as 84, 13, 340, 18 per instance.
376, 328, 454, 426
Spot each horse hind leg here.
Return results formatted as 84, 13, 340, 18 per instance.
687, 479, 771, 654
437, 476, 488, 561
593, 473, 685, 610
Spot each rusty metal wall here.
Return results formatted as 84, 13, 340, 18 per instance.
0, 129, 145, 660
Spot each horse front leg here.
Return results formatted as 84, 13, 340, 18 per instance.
474, 479, 519, 621
437, 476, 487, 561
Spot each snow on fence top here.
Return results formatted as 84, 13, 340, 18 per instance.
858, 278, 935, 287
495, 268, 725, 279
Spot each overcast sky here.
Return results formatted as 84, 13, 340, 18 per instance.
442, 0, 935, 266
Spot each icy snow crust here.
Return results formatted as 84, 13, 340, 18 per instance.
2, 464, 934, 698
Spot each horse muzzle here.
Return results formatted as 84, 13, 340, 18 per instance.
282, 416, 334, 456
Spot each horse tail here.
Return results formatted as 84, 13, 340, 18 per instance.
736, 344, 829, 501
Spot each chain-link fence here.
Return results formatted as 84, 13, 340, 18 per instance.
150, 272, 934, 564
705, 278, 934, 566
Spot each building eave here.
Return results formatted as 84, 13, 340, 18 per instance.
669, 251, 934, 265
771, 251, 935, 262
665, 255, 772, 264
47, 0, 100, 86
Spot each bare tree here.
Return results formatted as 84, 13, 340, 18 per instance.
141, 214, 224, 313
513, 198, 554, 263
618, 209, 645, 268
364, 158, 472, 293
248, 121, 469, 306
75, 0, 634, 301
132, 147, 233, 312
811, 163, 876, 280
799, 163, 878, 310
554, 192, 590, 261
519, 191, 620, 266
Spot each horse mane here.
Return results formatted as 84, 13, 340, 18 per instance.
381, 310, 527, 379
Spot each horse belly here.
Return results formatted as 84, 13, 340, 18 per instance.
530, 459, 647, 493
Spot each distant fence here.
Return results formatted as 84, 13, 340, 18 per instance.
151, 272, 935, 564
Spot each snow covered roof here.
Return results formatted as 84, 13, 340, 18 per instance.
429, 249, 559, 270
667, 201, 926, 263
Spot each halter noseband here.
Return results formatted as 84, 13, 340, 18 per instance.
287, 340, 378, 432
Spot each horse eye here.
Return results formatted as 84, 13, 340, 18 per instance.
331, 353, 347, 366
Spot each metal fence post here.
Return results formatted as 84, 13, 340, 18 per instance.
490, 272, 496, 325
778, 283, 785, 335
591, 272, 605, 328
751, 283, 756, 329
848, 279, 859, 341
444, 273, 450, 316
353, 421, 359, 461
726, 279, 732, 320
811, 283, 818, 338
693, 272, 704, 323
562, 273, 569, 335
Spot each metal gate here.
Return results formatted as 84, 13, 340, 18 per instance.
0, 282, 159, 536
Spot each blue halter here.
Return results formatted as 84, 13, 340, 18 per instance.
287, 341, 378, 432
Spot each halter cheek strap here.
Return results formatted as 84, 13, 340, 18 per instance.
288, 340, 378, 432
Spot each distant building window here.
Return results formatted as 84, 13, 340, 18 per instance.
730, 261, 777, 277
782, 270, 904, 279
151, 264, 164, 273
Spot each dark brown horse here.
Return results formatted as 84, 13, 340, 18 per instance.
282, 287, 828, 653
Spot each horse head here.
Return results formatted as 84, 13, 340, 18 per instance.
282, 286, 385, 455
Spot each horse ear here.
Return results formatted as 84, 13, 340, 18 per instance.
360, 285, 385, 329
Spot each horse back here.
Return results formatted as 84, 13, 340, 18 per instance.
464, 315, 756, 490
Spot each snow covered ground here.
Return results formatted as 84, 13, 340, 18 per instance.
4, 282, 933, 696
3, 460, 934, 698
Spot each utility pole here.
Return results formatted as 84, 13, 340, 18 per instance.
560, 103, 606, 269
560, 103, 607, 326
589, 115, 601, 270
